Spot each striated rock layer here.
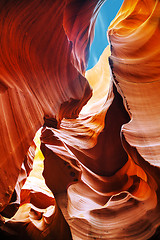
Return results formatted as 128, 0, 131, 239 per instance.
1, 0, 160, 239
0, 0, 95, 214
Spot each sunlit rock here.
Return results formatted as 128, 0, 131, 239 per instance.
1, 0, 160, 239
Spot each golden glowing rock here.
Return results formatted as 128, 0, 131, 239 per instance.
1, 0, 160, 239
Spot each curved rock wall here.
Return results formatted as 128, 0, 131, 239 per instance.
0, 0, 160, 239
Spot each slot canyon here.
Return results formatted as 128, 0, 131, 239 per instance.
0, 0, 160, 239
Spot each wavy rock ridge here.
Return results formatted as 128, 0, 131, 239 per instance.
0, 0, 160, 239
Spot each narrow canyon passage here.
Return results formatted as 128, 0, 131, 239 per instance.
0, 0, 160, 239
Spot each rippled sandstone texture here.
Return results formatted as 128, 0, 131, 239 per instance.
0, 0, 160, 239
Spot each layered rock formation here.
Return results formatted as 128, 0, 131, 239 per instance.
0, 0, 160, 239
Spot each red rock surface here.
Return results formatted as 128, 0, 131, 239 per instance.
1, 0, 160, 239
